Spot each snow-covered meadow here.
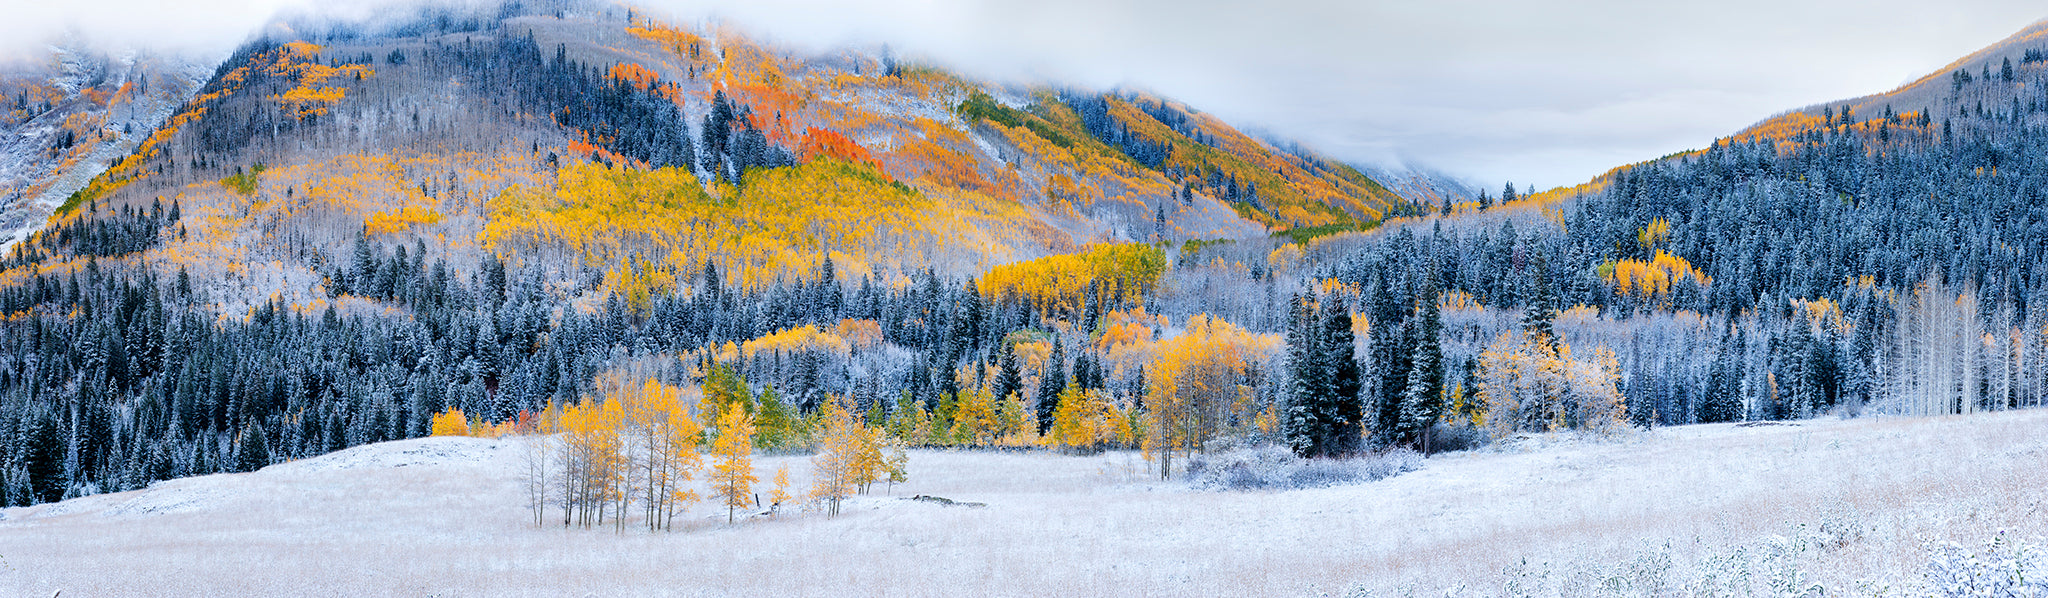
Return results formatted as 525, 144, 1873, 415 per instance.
3, 409, 2045, 597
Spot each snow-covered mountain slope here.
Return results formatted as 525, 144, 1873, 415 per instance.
3, 410, 2042, 596
0, 41, 207, 252
12, 0, 1409, 310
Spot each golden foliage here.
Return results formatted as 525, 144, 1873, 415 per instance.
430, 408, 471, 436
556, 392, 627, 529
809, 398, 883, 515
1106, 95, 1391, 227
1735, 111, 1826, 145
835, 319, 884, 349
612, 376, 703, 531
980, 243, 1165, 316
1476, 332, 1628, 438
483, 159, 1006, 290
364, 206, 445, 235
609, 63, 660, 91
265, 42, 374, 119
1636, 218, 1671, 250
1044, 387, 1124, 452
1142, 315, 1279, 477
628, 23, 703, 59
709, 407, 758, 523
743, 324, 851, 359
1600, 249, 1711, 301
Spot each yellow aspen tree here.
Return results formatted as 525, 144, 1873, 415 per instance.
769, 465, 792, 514
997, 392, 1033, 447
882, 437, 909, 494
1142, 315, 1274, 478
1478, 331, 1540, 439
1568, 345, 1628, 433
710, 408, 757, 524
949, 386, 999, 446
885, 392, 929, 445
559, 396, 625, 529
852, 415, 886, 494
600, 397, 630, 532
699, 363, 753, 434
624, 378, 701, 532
548, 401, 581, 528
431, 407, 470, 436
1046, 387, 1090, 452
559, 399, 598, 528
810, 400, 860, 515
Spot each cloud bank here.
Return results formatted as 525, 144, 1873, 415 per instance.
5, 0, 2044, 188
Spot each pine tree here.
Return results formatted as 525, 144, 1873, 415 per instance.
1286, 292, 1363, 457
1700, 327, 1745, 423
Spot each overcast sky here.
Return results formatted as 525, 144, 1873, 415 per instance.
6, 0, 2045, 189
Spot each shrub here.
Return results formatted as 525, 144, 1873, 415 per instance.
1923, 532, 2048, 598
1182, 445, 1422, 491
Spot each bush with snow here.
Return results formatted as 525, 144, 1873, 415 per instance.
1923, 532, 2048, 598
1182, 445, 1422, 491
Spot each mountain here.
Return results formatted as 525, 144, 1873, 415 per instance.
0, 40, 208, 252
0, 0, 1416, 507
1729, 18, 2048, 149
1315, 15, 2048, 434
3, 2, 2046, 564
10, 0, 1407, 307
1355, 162, 1478, 212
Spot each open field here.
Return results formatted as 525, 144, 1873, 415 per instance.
3, 410, 2045, 596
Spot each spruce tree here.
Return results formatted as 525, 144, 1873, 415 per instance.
1366, 279, 1409, 445
1322, 295, 1363, 454
1283, 294, 1326, 456
993, 344, 1023, 405
1035, 341, 1067, 433
235, 422, 270, 473
1521, 251, 1558, 349
1397, 288, 1444, 450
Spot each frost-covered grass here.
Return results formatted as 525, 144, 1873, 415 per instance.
2, 410, 2046, 596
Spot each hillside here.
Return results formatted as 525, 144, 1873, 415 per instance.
0, 40, 207, 252
3, 411, 2043, 596
5, 1, 1409, 306
1268, 14, 2048, 441
1730, 18, 2048, 149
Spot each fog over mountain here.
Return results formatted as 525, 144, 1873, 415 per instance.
6, 0, 2043, 189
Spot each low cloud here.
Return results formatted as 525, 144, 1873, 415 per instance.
7, 0, 2044, 188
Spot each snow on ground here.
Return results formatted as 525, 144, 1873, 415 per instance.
3, 410, 2045, 596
